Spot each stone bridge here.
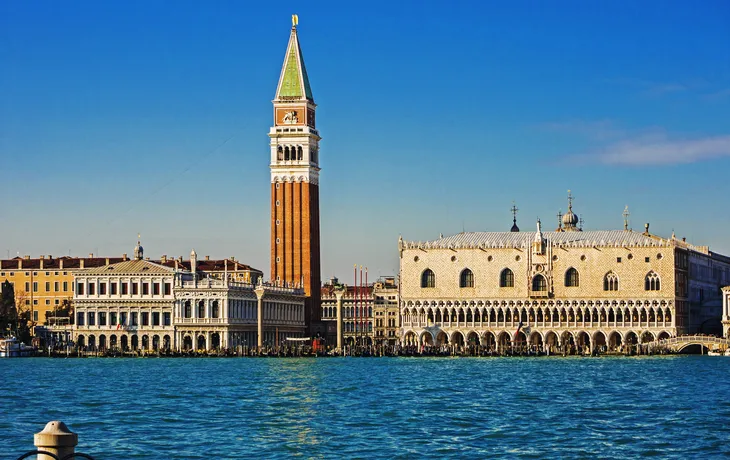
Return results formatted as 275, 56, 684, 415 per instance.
651, 335, 730, 352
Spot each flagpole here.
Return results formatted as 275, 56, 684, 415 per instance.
358, 265, 365, 346
363, 267, 370, 342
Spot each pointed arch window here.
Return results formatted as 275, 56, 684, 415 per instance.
198, 300, 206, 318
565, 268, 579, 287
421, 269, 435, 288
645, 271, 661, 291
277, 146, 284, 161
604, 272, 619, 291
500, 268, 514, 288
532, 274, 547, 291
297, 146, 303, 161
459, 268, 474, 288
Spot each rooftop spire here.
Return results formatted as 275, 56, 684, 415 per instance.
275, 16, 313, 102
510, 202, 520, 232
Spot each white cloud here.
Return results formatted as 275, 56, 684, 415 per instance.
592, 134, 730, 165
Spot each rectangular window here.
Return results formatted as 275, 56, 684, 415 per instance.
152, 312, 160, 326
98, 312, 106, 326
54, 282, 59, 292
163, 312, 171, 326
99, 283, 106, 295
616, 257, 622, 263
87, 312, 95, 326
45, 282, 50, 291
45, 272, 49, 276
121, 283, 129, 295
33, 282, 38, 292
110, 283, 117, 295
132, 283, 139, 295
142, 283, 149, 295
163, 283, 171, 296
153, 283, 160, 295
141, 312, 149, 326
45, 299, 50, 305
131, 312, 138, 326
33, 299, 38, 305
110, 312, 117, 326
63, 281, 68, 292
33, 311, 38, 322
55, 299, 59, 305
25, 282, 30, 292
645, 257, 650, 263
77, 282, 84, 295
77, 312, 85, 326
88, 283, 95, 295
120, 312, 128, 326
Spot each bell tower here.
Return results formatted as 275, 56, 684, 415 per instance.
269, 16, 322, 335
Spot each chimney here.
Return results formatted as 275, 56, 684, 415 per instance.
88, 253, 94, 258
205, 255, 210, 261
24, 255, 30, 260
48, 255, 53, 260
40, 256, 44, 269
644, 223, 650, 235
59, 259, 64, 269
80, 259, 85, 269
161, 255, 167, 263
231, 256, 236, 262
122, 253, 128, 261
40, 255, 45, 260
18, 259, 22, 269
105, 258, 109, 265
174, 260, 179, 270
682, 237, 686, 242
145, 257, 150, 261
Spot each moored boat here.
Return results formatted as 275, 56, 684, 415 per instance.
0, 337, 35, 357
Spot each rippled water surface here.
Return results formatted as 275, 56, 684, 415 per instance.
2, 356, 730, 458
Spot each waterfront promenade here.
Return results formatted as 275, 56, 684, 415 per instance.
4, 357, 730, 458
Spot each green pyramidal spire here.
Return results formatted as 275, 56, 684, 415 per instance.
275, 24, 314, 101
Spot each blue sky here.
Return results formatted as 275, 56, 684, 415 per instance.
2, 1, 729, 280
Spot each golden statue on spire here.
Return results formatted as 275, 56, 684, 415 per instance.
292, 14, 299, 27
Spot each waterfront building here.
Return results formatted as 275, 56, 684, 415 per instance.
684, 241, 730, 334
0, 255, 123, 326
372, 276, 400, 346
71, 243, 305, 351
321, 279, 374, 347
320, 275, 399, 348
722, 286, 730, 338
73, 242, 176, 351
399, 195, 730, 352
269, 19, 323, 337
174, 251, 306, 350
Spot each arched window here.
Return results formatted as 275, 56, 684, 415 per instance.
184, 300, 191, 318
277, 146, 283, 161
500, 268, 514, 288
211, 301, 219, 318
604, 272, 619, 291
565, 268, 579, 287
532, 274, 547, 291
284, 146, 290, 161
421, 269, 435, 288
297, 146, 303, 160
645, 271, 661, 291
460, 268, 474, 288
198, 300, 206, 318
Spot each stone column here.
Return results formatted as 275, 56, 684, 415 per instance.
34, 421, 77, 460
255, 286, 265, 349
335, 287, 345, 350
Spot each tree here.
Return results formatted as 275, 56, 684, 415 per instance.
0, 281, 31, 343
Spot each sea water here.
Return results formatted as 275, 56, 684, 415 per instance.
2, 356, 730, 458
